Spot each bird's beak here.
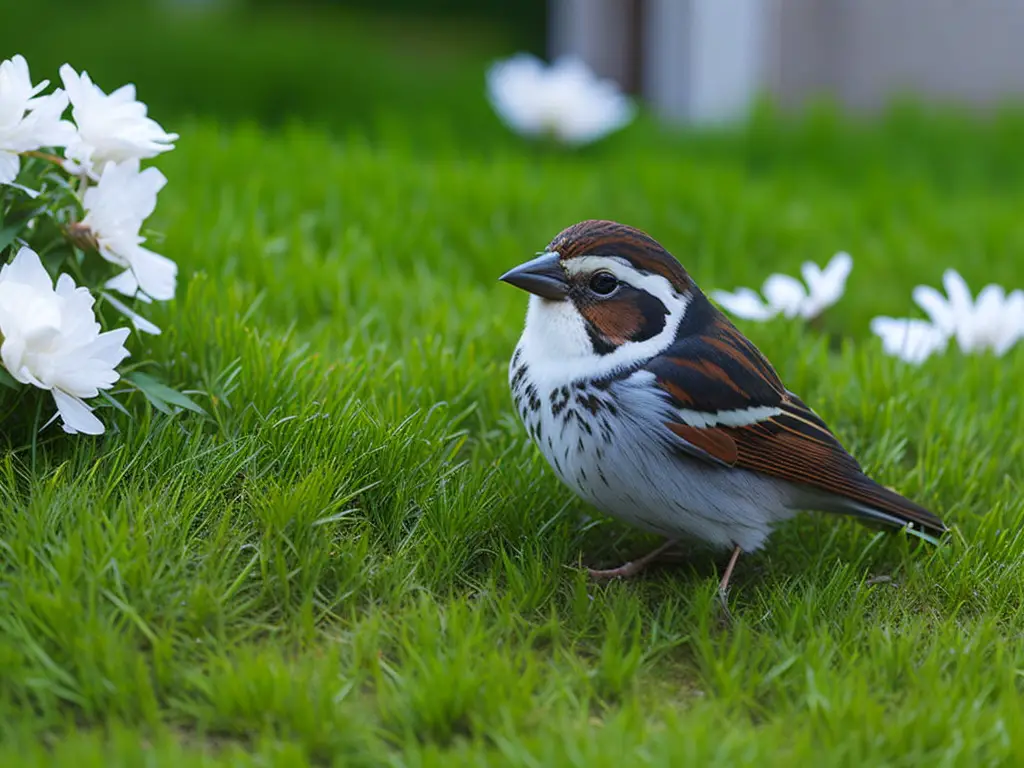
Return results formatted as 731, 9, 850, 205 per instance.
499, 251, 568, 300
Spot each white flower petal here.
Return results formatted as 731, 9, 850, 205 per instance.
14, 90, 76, 148
51, 388, 104, 435
870, 316, 949, 365
59, 64, 177, 179
122, 245, 177, 301
6, 180, 41, 198
0, 246, 57, 292
912, 284, 957, 334
0, 56, 75, 165
973, 284, 1005, 324
105, 269, 141, 297
486, 53, 634, 146
799, 261, 823, 291
79, 160, 176, 301
823, 251, 853, 282
0, 276, 61, 351
0, 246, 130, 434
798, 251, 852, 319
0, 55, 34, 100
913, 271, 1024, 356
0, 151, 19, 184
710, 287, 777, 321
762, 273, 807, 317
102, 292, 161, 335
86, 327, 132, 367
486, 53, 546, 137
0, 330, 29, 384
1002, 290, 1024, 354
942, 269, 974, 320
817, 251, 853, 294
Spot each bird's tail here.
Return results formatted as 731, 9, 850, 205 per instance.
815, 476, 948, 545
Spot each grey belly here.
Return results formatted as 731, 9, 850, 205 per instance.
525, 375, 798, 552
554, 435, 796, 551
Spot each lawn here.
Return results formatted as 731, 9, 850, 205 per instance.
3, 15, 1024, 764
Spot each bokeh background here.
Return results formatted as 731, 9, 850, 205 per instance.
4, 0, 546, 144
8, 0, 1024, 180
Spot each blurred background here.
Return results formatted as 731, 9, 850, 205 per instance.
3, 0, 548, 142
8, 0, 1024, 128
553, 0, 1024, 123
6, 0, 1024, 183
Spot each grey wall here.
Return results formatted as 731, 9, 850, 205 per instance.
551, 0, 1024, 122
548, 0, 636, 86
767, 0, 1024, 111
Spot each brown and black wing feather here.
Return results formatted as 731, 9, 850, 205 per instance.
646, 296, 947, 538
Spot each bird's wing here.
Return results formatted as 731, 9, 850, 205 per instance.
646, 313, 946, 538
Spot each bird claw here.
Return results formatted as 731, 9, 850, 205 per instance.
717, 586, 733, 625
587, 562, 641, 580
585, 538, 680, 581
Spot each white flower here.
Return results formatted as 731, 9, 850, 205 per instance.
0, 247, 130, 434
59, 64, 177, 179
912, 269, 1024, 356
0, 55, 76, 185
486, 54, 634, 145
870, 269, 1024, 364
80, 159, 177, 301
869, 317, 950, 365
712, 252, 853, 322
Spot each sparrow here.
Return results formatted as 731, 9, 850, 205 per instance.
500, 219, 947, 602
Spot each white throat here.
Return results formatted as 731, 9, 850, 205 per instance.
514, 260, 690, 390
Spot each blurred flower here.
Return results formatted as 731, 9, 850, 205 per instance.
913, 269, 1024, 357
79, 159, 177, 301
870, 269, 1024, 364
712, 252, 853, 322
59, 64, 177, 179
486, 54, 634, 145
0, 54, 76, 185
0, 247, 130, 434
869, 317, 949, 365
709, 286, 776, 321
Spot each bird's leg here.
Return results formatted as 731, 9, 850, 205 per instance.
717, 544, 742, 615
587, 538, 679, 580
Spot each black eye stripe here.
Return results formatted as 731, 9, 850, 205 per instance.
633, 291, 668, 339
585, 325, 617, 356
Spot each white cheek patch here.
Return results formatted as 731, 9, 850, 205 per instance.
515, 256, 691, 387
522, 295, 593, 361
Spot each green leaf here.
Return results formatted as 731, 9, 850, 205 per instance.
0, 201, 51, 256
98, 390, 133, 418
0, 366, 20, 390
0, 220, 25, 254
126, 372, 208, 416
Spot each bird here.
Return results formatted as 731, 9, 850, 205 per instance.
499, 219, 947, 604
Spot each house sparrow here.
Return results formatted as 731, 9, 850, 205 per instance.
500, 220, 947, 602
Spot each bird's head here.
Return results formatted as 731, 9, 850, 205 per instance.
500, 220, 698, 374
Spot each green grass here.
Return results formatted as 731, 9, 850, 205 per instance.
2, 112, 1024, 766
5, 1, 512, 142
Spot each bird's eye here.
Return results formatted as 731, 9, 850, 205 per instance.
588, 271, 618, 296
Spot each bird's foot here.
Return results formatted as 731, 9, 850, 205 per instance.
715, 545, 742, 625
586, 538, 679, 580
716, 585, 734, 625
588, 560, 649, 580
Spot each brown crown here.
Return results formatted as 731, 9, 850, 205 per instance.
546, 219, 693, 294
